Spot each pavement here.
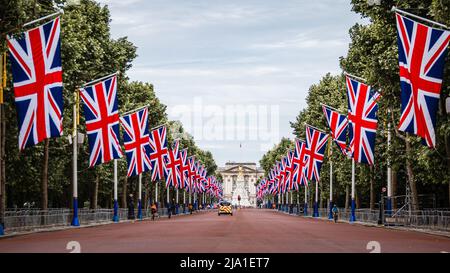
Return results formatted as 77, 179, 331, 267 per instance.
0, 208, 449, 253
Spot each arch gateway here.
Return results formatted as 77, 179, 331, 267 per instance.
218, 162, 265, 207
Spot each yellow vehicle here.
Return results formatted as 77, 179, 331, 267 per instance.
218, 201, 233, 216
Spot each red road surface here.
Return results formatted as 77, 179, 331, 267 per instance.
0, 209, 449, 253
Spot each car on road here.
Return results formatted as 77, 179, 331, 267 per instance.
218, 201, 233, 216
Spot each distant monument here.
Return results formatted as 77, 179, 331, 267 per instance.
218, 162, 265, 207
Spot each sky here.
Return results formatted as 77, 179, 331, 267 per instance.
98, 0, 365, 167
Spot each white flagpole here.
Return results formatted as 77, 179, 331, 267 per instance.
167, 186, 170, 206
155, 182, 159, 207
23, 10, 64, 28
138, 174, 142, 220
350, 158, 356, 222
387, 117, 392, 215
113, 159, 119, 222
314, 180, 319, 217
71, 92, 79, 227
328, 158, 333, 220
391, 6, 449, 30
304, 184, 308, 216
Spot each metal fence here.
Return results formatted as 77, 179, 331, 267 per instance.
2, 206, 209, 233
272, 206, 450, 232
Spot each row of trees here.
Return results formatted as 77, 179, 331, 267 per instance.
260, 0, 450, 210
0, 0, 219, 213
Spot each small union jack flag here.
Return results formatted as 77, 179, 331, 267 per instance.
322, 104, 349, 155
284, 150, 296, 191
80, 75, 123, 167
8, 17, 63, 150
395, 13, 450, 148
292, 139, 308, 187
178, 149, 190, 190
187, 156, 197, 193
165, 140, 182, 188
346, 76, 380, 165
304, 125, 328, 182
120, 108, 151, 177
149, 126, 168, 181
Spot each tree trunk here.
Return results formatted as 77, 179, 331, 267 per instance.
41, 139, 49, 210
392, 169, 397, 210
92, 172, 99, 210
369, 165, 375, 210
405, 136, 419, 210
345, 184, 349, 210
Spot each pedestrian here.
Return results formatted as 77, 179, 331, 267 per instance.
128, 194, 135, 220
189, 203, 193, 214
151, 202, 157, 221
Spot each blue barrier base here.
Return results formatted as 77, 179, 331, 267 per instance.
0, 223, 4, 236
113, 199, 119, 222
313, 202, 319, 217
386, 197, 392, 216
350, 199, 356, 222
71, 197, 80, 226
137, 199, 142, 220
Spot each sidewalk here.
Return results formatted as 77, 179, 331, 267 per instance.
0, 209, 212, 239
273, 208, 450, 238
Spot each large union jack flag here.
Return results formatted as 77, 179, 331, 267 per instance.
120, 108, 151, 177
346, 76, 380, 165
292, 139, 308, 187
80, 75, 122, 167
322, 104, 349, 155
304, 125, 328, 182
395, 13, 450, 148
165, 140, 181, 188
149, 126, 168, 181
7, 17, 63, 150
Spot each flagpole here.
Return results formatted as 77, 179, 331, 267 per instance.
313, 180, 319, 217
113, 159, 119, 222
350, 158, 356, 222
344, 71, 367, 83
328, 158, 333, 220
391, 6, 450, 30
155, 182, 159, 208
23, 10, 64, 28
81, 71, 119, 87
176, 188, 179, 214
138, 174, 142, 220
386, 115, 392, 216
304, 184, 308, 216
71, 91, 80, 227
121, 104, 150, 116
167, 186, 170, 207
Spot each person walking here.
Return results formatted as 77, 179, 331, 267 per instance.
151, 202, 157, 221
332, 204, 339, 223
128, 194, 135, 220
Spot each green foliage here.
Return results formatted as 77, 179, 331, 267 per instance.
0, 0, 219, 208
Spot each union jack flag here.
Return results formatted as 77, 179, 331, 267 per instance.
120, 108, 151, 177
273, 162, 281, 194
292, 139, 308, 187
279, 159, 287, 194
395, 13, 450, 148
322, 104, 349, 155
304, 125, 328, 182
165, 140, 181, 188
149, 126, 168, 181
7, 17, 63, 150
284, 150, 297, 191
178, 149, 190, 190
346, 76, 380, 165
80, 75, 122, 167
187, 156, 197, 193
